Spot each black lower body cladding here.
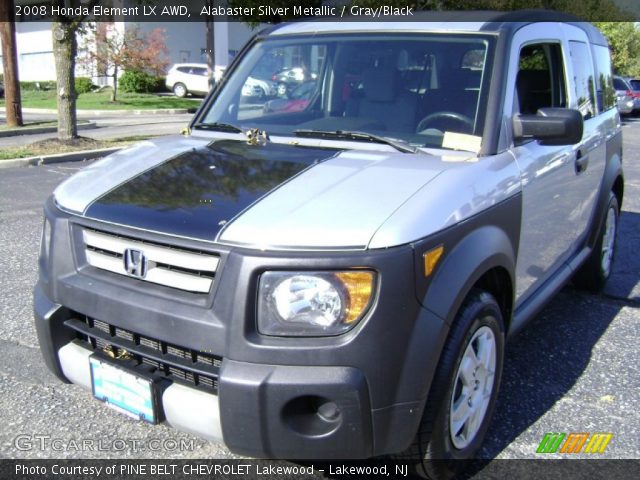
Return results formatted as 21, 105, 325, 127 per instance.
35, 199, 452, 458
219, 361, 373, 458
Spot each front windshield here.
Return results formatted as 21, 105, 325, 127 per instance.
200, 33, 495, 150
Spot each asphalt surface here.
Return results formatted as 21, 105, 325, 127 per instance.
0, 119, 638, 471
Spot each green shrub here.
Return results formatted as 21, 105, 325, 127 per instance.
153, 76, 168, 92
75, 77, 94, 95
119, 70, 158, 93
20, 80, 57, 91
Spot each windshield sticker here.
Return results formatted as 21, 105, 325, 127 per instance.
442, 132, 482, 154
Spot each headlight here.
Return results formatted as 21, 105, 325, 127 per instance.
258, 271, 376, 336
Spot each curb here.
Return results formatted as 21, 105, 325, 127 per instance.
0, 121, 96, 138
0, 107, 197, 115
0, 147, 122, 169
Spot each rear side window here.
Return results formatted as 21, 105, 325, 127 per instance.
568, 41, 596, 119
630, 80, 640, 90
592, 44, 616, 112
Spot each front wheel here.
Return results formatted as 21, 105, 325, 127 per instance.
405, 289, 505, 480
573, 192, 619, 292
173, 82, 188, 98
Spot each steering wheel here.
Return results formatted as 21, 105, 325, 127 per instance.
416, 112, 474, 134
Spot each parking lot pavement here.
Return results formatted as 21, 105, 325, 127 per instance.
0, 121, 638, 466
0, 113, 194, 148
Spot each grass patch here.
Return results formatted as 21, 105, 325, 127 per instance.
7, 90, 201, 110
0, 135, 157, 160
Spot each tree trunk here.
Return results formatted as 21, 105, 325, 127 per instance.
0, 1, 23, 127
52, 21, 78, 141
206, 5, 215, 90
111, 65, 118, 102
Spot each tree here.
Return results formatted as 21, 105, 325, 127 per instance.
594, 22, 640, 77
0, 0, 23, 127
51, 0, 98, 142
80, 24, 168, 102
204, 0, 215, 90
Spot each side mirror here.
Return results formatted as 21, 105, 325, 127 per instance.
513, 107, 583, 146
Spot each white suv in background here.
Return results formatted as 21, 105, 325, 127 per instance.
165, 63, 212, 97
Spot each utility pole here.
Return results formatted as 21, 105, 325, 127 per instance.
0, 0, 24, 127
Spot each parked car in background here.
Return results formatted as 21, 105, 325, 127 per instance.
241, 76, 276, 99
617, 93, 634, 116
166, 63, 211, 97
613, 75, 640, 114
165, 63, 210, 97
271, 67, 317, 96
0, 82, 4, 98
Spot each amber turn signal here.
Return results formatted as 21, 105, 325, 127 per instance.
334, 271, 375, 324
423, 245, 444, 277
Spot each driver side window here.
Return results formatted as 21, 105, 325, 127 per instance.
516, 44, 567, 115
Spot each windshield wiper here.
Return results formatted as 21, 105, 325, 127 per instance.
294, 129, 417, 153
192, 122, 243, 133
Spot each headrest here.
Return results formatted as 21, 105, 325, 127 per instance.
516, 70, 551, 93
516, 70, 552, 113
396, 49, 409, 70
362, 66, 398, 102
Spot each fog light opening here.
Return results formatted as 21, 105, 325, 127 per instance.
283, 396, 342, 437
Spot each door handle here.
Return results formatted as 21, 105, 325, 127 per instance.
575, 151, 589, 174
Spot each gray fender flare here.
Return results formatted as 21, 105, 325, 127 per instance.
586, 142, 623, 248
422, 225, 516, 325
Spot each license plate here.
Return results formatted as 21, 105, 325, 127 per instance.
89, 355, 158, 423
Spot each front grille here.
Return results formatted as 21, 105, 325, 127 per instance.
66, 315, 221, 393
81, 228, 220, 293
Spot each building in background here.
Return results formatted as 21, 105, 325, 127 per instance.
1, 20, 259, 84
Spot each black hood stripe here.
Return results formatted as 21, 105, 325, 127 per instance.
84, 140, 340, 241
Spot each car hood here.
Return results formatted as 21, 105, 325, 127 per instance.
54, 136, 463, 250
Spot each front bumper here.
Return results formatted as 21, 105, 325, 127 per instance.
34, 277, 445, 459
35, 287, 376, 458
34, 199, 449, 458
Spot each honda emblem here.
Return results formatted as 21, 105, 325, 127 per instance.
123, 248, 148, 278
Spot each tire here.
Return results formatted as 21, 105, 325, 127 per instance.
173, 82, 188, 98
401, 289, 505, 480
573, 192, 619, 292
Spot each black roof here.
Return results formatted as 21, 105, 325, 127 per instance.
260, 9, 608, 47
481, 10, 608, 46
